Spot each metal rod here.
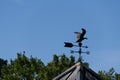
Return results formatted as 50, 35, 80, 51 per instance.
79, 42, 82, 62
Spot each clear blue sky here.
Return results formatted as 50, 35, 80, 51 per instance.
0, 0, 120, 73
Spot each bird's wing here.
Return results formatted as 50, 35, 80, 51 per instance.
81, 28, 86, 38
74, 32, 81, 39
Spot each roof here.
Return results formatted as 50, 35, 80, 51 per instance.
53, 62, 103, 80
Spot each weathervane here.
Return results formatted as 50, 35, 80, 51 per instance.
64, 28, 89, 62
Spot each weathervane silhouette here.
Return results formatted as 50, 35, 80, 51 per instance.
54, 28, 103, 80
64, 28, 89, 62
